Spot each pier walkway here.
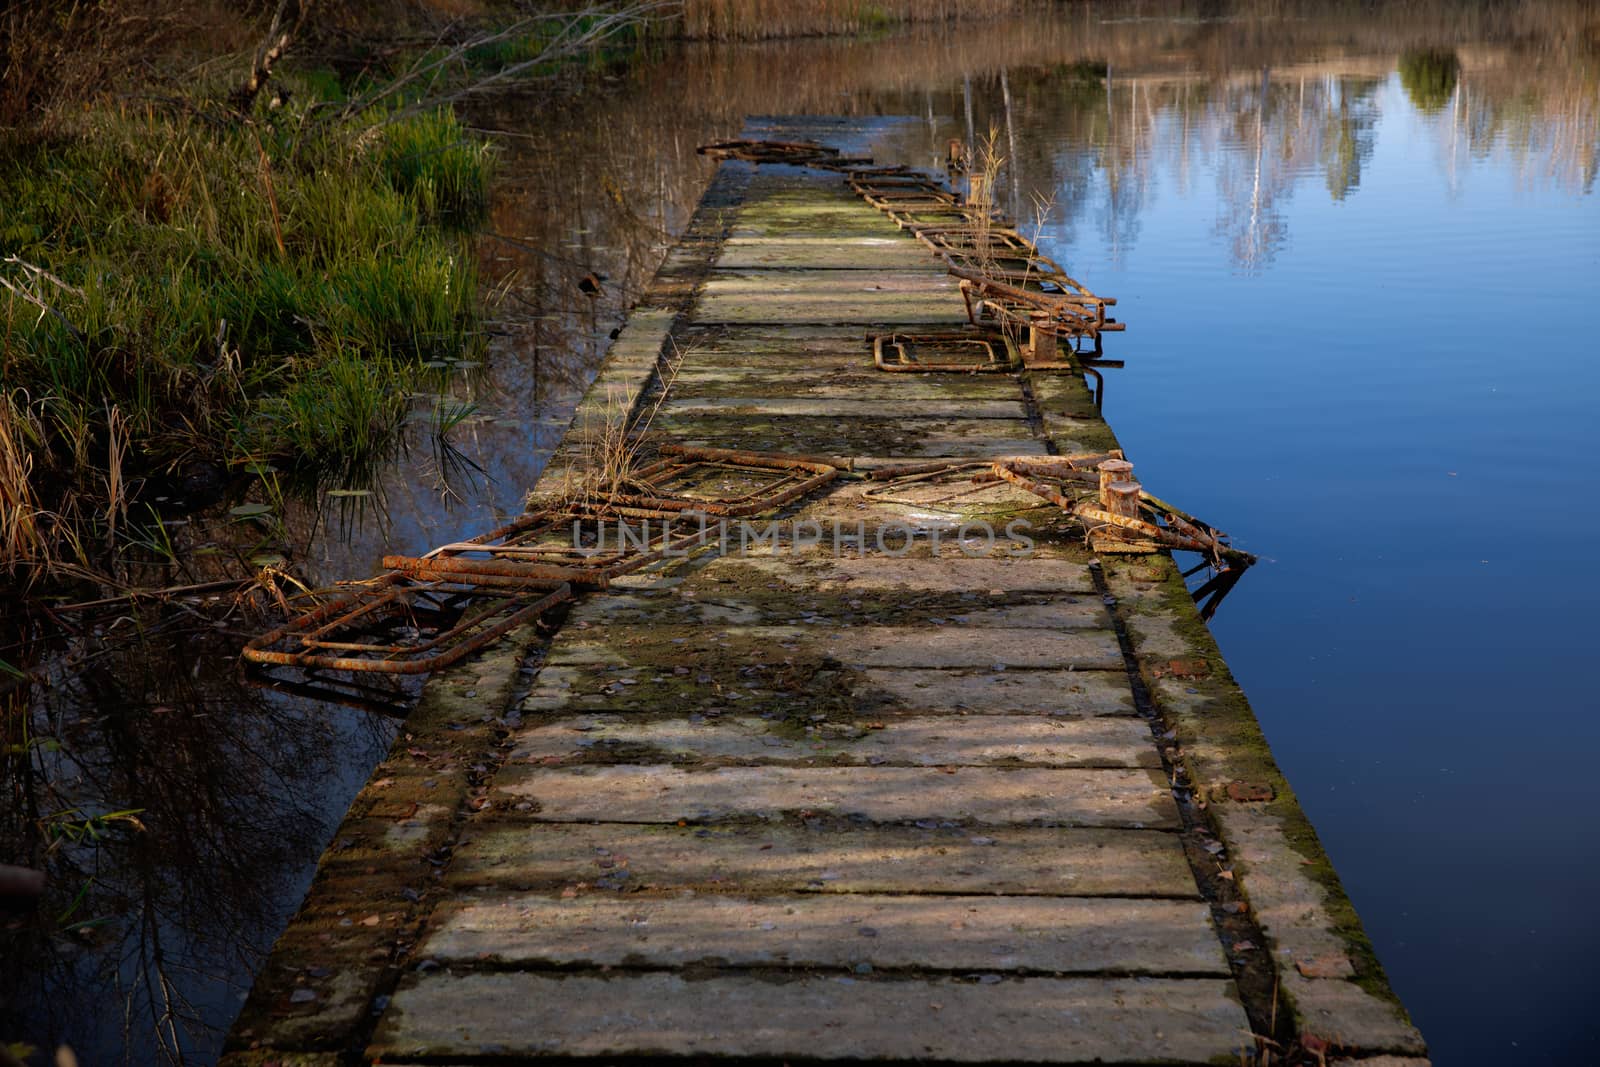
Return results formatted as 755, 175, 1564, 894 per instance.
224, 118, 1425, 1066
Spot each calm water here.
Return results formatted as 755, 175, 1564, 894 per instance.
4, 4, 1595, 1063
950, 29, 1600, 1066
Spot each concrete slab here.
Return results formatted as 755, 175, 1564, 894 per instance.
695, 554, 1097, 593
371, 972, 1252, 1063
507, 714, 1160, 768
660, 396, 1027, 418
492, 764, 1181, 828
447, 822, 1200, 897
718, 235, 937, 270
519, 662, 1135, 719
698, 270, 966, 324
542, 626, 1123, 671
422, 893, 1229, 974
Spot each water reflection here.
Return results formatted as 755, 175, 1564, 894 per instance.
1, 618, 394, 1064
4, 3, 1595, 1063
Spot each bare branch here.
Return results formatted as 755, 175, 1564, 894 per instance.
0, 273, 85, 342
4, 255, 84, 296
342, 3, 673, 126
231, 0, 316, 114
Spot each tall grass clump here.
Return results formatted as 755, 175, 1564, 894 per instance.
0, 87, 492, 582
373, 108, 494, 226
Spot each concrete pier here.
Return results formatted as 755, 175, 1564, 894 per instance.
224, 118, 1425, 1066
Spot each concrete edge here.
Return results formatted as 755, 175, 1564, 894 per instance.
222, 161, 748, 1060
1100, 553, 1426, 1058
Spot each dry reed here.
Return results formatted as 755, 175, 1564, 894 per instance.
676, 0, 1028, 41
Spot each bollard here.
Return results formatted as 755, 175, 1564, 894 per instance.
946, 138, 967, 174
1106, 480, 1142, 521
1097, 459, 1134, 501
968, 171, 989, 209
1027, 319, 1059, 363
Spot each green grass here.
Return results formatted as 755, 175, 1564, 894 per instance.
1399, 48, 1460, 114
0, 83, 492, 577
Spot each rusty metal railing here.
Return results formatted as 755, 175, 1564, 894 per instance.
871, 331, 1020, 374
243, 575, 572, 675
244, 449, 846, 676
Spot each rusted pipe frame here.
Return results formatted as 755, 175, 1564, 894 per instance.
945, 258, 1109, 329
862, 193, 962, 214
860, 466, 1004, 509
940, 250, 1111, 308
964, 290, 1101, 339
990, 463, 1204, 554
886, 207, 1014, 231
980, 294, 1104, 338
297, 578, 411, 643
389, 513, 712, 587
947, 262, 1104, 316
912, 226, 1037, 256
295, 586, 524, 656
513, 450, 836, 527
847, 175, 951, 193
414, 510, 567, 561
866, 459, 993, 481
251, 571, 408, 653
871, 331, 1019, 374
1136, 490, 1256, 567
997, 453, 1122, 478
628, 461, 824, 517
1074, 503, 1200, 550
413, 509, 674, 567
655, 443, 845, 472
243, 579, 572, 674
847, 176, 949, 195
942, 247, 1072, 280
640, 446, 842, 517
854, 184, 955, 202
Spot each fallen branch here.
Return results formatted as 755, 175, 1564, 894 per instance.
346, 3, 674, 126
3, 255, 83, 296
46, 577, 260, 614
0, 272, 84, 341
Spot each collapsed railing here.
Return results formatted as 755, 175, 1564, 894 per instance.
864, 451, 1255, 619
243, 447, 843, 676
697, 138, 1123, 367
245, 142, 1234, 678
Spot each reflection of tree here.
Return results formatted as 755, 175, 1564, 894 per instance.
1212, 69, 1291, 271
1, 618, 394, 1063
1322, 78, 1381, 202
855, 14, 1596, 275
1399, 48, 1460, 113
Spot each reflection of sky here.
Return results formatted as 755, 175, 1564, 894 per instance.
1021, 66, 1595, 274
1028, 60, 1599, 1067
